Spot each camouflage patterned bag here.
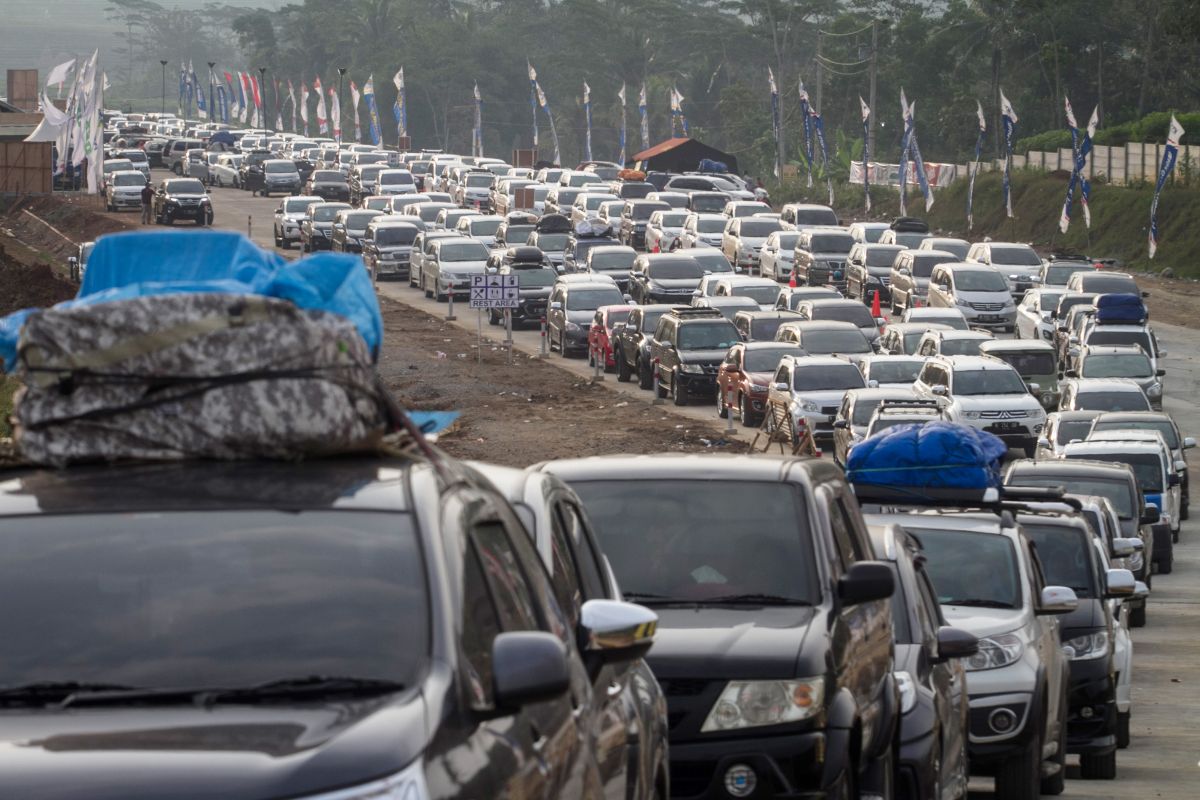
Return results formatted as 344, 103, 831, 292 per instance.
12, 293, 388, 466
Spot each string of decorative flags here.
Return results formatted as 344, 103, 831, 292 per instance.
1150, 115, 1184, 259
1060, 96, 1098, 233
966, 102, 986, 229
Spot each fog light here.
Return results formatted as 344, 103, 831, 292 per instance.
1080, 706, 1095, 719
724, 764, 757, 798
989, 708, 1018, 734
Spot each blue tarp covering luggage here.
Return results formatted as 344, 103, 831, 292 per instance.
1094, 293, 1147, 325
845, 421, 1008, 490
0, 230, 383, 371
697, 158, 728, 173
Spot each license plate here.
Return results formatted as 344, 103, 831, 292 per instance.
979, 315, 1001, 322
988, 422, 1022, 431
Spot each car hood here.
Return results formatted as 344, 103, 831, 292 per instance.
791, 388, 857, 405
439, 261, 489, 275
1059, 599, 1105, 634
953, 289, 1011, 303
566, 309, 597, 324
679, 348, 731, 364
0, 694, 426, 800
647, 277, 701, 290
939, 605, 1027, 638
648, 605, 817, 679
167, 193, 206, 200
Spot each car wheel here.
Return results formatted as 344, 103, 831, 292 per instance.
1080, 749, 1117, 780
740, 394, 759, 428
638, 358, 653, 390
559, 332, 569, 358
993, 731, 1040, 800
653, 368, 668, 399
716, 387, 728, 418
616, 350, 632, 382
423, 275, 433, 299
1129, 601, 1147, 628
1117, 710, 1131, 749
488, 309, 499, 326
672, 374, 687, 406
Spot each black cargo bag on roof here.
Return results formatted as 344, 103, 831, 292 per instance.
535, 213, 572, 234
890, 216, 930, 233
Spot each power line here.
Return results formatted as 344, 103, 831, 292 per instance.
818, 22, 874, 37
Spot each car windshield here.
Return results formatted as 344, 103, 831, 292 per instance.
893, 232, 929, 248
1092, 419, 1178, 449
743, 348, 794, 372
909, 313, 968, 330
640, 310, 668, 332
505, 225, 535, 242
584, 195, 616, 210
168, 179, 205, 194
313, 171, 343, 182
285, 198, 316, 213
691, 196, 727, 213
796, 208, 839, 226
804, 330, 872, 354
114, 173, 144, 186
374, 227, 418, 245
739, 220, 783, 237
989, 351, 1056, 376
691, 252, 734, 273
1082, 353, 1152, 379
312, 205, 347, 222
809, 234, 855, 253
124, 151, 147, 163
868, 361, 923, 384
514, 268, 557, 288
380, 172, 413, 185
952, 369, 1027, 395
647, 259, 703, 280
794, 363, 867, 391
0, 511, 428, 690
913, 529, 1021, 608
265, 162, 295, 173
940, 338, 987, 356
678, 322, 739, 350
590, 252, 634, 271
731, 285, 780, 304
1055, 418, 1095, 445
1076, 389, 1150, 411
1085, 330, 1154, 354
865, 247, 904, 267
345, 212, 379, 229
745, 318, 789, 341
1080, 275, 1138, 294
990, 247, 1042, 266
954, 271, 1008, 292
439, 242, 489, 262
1095, 453, 1163, 493
1008, 472, 1134, 518
660, 212, 688, 227
1046, 265, 1092, 285
814, 305, 874, 327
869, 416, 931, 435
912, 254, 955, 277
536, 233, 568, 250
567, 288, 624, 311
569, 480, 819, 604
465, 219, 500, 236
104, 161, 132, 172
465, 173, 492, 187
1021, 524, 1095, 598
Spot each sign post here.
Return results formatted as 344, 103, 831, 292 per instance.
470, 274, 520, 364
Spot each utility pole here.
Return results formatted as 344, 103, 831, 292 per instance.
258, 66, 267, 128
814, 32, 823, 113
207, 61, 215, 126
868, 20, 878, 159
337, 67, 346, 142
160, 60, 168, 114
1097, 42, 1104, 128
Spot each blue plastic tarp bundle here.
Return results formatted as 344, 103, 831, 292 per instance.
844, 421, 1009, 490
0, 230, 383, 371
1094, 293, 1146, 325
697, 158, 728, 173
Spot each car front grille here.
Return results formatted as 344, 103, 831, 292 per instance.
979, 409, 1030, 419
821, 405, 840, 416
970, 302, 1006, 311
660, 678, 711, 697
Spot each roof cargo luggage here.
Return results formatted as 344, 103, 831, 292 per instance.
535, 213, 572, 233
890, 216, 930, 233
697, 159, 728, 173
617, 168, 646, 181
574, 216, 614, 238
1094, 293, 1147, 325
845, 421, 1008, 491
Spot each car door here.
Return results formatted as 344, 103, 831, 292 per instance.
833, 395, 854, 464
549, 287, 567, 340
913, 564, 969, 793
1024, 540, 1066, 742
720, 346, 743, 409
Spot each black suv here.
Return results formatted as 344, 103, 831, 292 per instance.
619, 200, 671, 249
236, 149, 273, 195
0, 455, 660, 798
650, 307, 740, 405
541, 454, 899, 800
305, 169, 352, 202
628, 253, 705, 305
491, 251, 557, 327
614, 304, 676, 389
152, 178, 213, 226
547, 280, 626, 357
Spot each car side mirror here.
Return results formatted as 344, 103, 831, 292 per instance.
773, 382, 789, 392
1141, 504, 1160, 525
833, 419, 850, 430
1157, 369, 1167, 377
933, 625, 979, 663
1186, 437, 1197, 449
1169, 473, 1181, 487
1175, 459, 1188, 472
897, 267, 911, 276
837, 562, 895, 606
867, 379, 879, 389
550, 301, 563, 311
931, 384, 948, 397
491, 631, 570, 711
1027, 382, 1041, 393
1064, 369, 1078, 378
1132, 580, 1150, 600
1036, 436, 1050, 450
579, 599, 657, 664
1104, 568, 1137, 599
1036, 585, 1078, 615
1111, 538, 1143, 559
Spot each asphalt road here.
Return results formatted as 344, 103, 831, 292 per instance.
194, 174, 1200, 798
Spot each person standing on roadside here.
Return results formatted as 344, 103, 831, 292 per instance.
140, 181, 155, 225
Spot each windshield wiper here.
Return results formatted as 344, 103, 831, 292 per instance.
703, 593, 809, 605
623, 591, 683, 603
0, 681, 139, 706
946, 598, 1015, 609
56, 675, 406, 709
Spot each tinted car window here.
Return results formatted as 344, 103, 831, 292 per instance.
647, 259, 703, 280
0, 512, 427, 689
868, 361, 923, 384
567, 288, 624, 311
990, 351, 1055, 375
461, 544, 503, 709
678, 321, 739, 350
803, 331, 872, 354
953, 369, 1027, 395
808, 233, 855, 253
570, 479, 819, 603
813, 304, 874, 326
1009, 472, 1135, 518
439, 242, 490, 262
954, 271, 1008, 292
990, 247, 1042, 266
374, 226, 418, 245
1081, 353, 1153, 379
794, 363, 867, 391
914, 529, 1022, 608
795, 208, 839, 226
739, 220, 784, 237
472, 521, 539, 630
1022, 524, 1096, 597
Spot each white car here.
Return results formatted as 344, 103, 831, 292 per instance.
966, 241, 1045, 298
1015, 288, 1066, 341
765, 355, 866, 447
420, 237, 491, 302
710, 275, 782, 311
375, 169, 418, 197
273, 195, 322, 249
1058, 377, 1152, 413
918, 237, 971, 260
778, 202, 838, 231
103, 170, 147, 212
758, 231, 801, 282
570, 192, 620, 226
455, 215, 502, 248
846, 221, 890, 244
644, 209, 689, 253
210, 154, 243, 188
679, 213, 727, 249
914, 355, 1047, 455
721, 216, 784, 273
722, 200, 772, 218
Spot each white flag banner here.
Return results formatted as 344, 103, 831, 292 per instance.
45, 59, 75, 93
329, 88, 341, 142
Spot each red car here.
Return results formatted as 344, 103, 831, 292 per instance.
588, 304, 636, 371
717, 341, 807, 426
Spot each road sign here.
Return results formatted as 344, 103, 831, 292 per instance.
469, 274, 519, 309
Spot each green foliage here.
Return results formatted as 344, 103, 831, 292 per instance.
1016, 110, 1200, 153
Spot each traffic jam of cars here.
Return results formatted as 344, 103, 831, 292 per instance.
59, 115, 1190, 800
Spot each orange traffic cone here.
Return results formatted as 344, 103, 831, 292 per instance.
788, 272, 797, 288
870, 288, 882, 319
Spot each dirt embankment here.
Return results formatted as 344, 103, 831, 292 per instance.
0, 193, 136, 280
375, 296, 746, 467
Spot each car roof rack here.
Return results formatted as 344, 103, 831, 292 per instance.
666, 307, 726, 319
852, 484, 1066, 511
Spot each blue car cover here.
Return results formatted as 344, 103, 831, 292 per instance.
1094, 293, 1147, 325
0, 230, 383, 371
845, 421, 1009, 490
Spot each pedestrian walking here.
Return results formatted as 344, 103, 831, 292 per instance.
140, 182, 154, 224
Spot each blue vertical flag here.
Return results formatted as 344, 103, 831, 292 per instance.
1078, 106, 1098, 227
363, 75, 382, 146
617, 82, 627, 164
392, 68, 407, 142
583, 81, 593, 162
860, 96, 871, 212
798, 79, 814, 188
906, 101, 934, 211
813, 111, 833, 206
1000, 89, 1018, 218
1060, 97, 1082, 233
1060, 99, 1100, 232
527, 62, 539, 149
898, 89, 914, 216
536, 81, 561, 166
638, 83, 649, 151
967, 101, 986, 229
769, 68, 781, 178
192, 68, 207, 119
1149, 115, 1184, 259
473, 82, 483, 158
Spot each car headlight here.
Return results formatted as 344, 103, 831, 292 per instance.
1063, 631, 1109, 661
955, 298, 972, 308
303, 759, 428, 799
962, 410, 981, 420
679, 363, 704, 374
1148, 383, 1163, 397
895, 670, 916, 714
799, 399, 821, 413
1040, 391, 1057, 407
701, 678, 825, 732
966, 632, 1023, 671
565, 322, 580, 332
